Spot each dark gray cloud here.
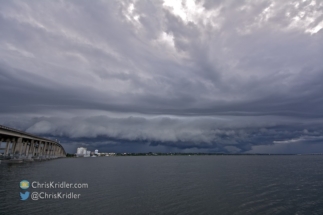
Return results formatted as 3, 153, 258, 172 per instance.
1, 115, 323, 154
0, 0, 323, 153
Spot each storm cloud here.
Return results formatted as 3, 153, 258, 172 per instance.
0, 0, 323, 153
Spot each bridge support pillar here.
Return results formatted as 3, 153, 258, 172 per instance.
34, 141, 40, 159
47, 142, 50, 159
13, 138, 22, 159
53, 145, 56, 158
4, 140, 10, 156
20, 141, 24, 159
40, 142, 44, 159
49, 143, 52, 158
24, 141, 30, 158
30, 140, 35, 158
55, 145, 58, 158
49, 144, 52, 158
19, 139, 23, 157
11, 139, 17, 158
48, 143, 52, 158
44, 142, 48, 159
39, 142, 42, 158
45, 142, 49, 159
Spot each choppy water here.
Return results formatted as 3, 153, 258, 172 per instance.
1, 156, 323, 215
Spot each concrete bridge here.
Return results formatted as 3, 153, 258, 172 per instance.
0, 125, 66, 163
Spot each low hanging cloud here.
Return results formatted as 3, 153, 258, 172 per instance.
1, 115, 322, 153
273, 136, 323, 144
1, 0, 323, 153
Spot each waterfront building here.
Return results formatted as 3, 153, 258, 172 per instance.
76, 147, 87, 157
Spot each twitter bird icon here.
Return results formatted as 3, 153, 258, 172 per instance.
20, 191, 30, 200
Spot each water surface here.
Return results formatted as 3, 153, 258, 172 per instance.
1, 156, 323, 215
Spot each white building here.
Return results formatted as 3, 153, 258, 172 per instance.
76, 147, 87, 157
83, 150, 91, 157
94, 149, 99, 154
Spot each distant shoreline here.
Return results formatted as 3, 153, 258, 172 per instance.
65, 153, 323, 157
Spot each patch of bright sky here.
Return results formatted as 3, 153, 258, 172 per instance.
160, 32, 175, 47
237, 0, 322, 35
153, 31, 190, 61
162, 0, 222, 27
162, 0, 320, 35
289, 0, 323, 34
244, 2, 276, 31
123, 1, 140, 24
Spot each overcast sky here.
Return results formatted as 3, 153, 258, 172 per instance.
1, 0, 323, 153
